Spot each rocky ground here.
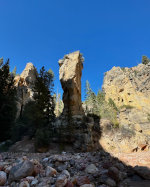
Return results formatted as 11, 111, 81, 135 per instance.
0, 151, 150, 187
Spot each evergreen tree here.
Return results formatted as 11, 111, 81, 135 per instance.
85, 80, 97, 114
15, 66, 55, 148
33, 66, 55, 125
12, 66, 17, 77
0, 58, 17, 141
97, 89, 105, 105
54, 91, 64, 117
142, 55, 150, 65
85, 80, 92, 102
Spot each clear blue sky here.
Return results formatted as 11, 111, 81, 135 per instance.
0, 0, 150, 100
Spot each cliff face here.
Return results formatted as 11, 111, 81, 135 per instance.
14, 63, 37, 118
103, 63, 150, 112
101, 63, 150, 153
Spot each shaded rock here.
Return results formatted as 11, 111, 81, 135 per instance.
76, 176, 90, 186
55, 174, 68, 187
105, 178, 116, 187
46, 166, 57, 177
85, 164, 98, 174
108, 166, 119, 182
8, 160, 34, 182
62, 170, 70, 180
0, 171, 7, 186
9, 138, 35, 153
80, 185, 95, 187
31, 179, 38, 186
19, 181, 30, 187
0, 154, 2, 161
65, 181, 74, 187
134, 166, 150, 180
26, 176, 34, 182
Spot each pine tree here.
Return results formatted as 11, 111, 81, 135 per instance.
33, 66, 55, 125
97, 89, 105, 105
12, 66, 17, 77
85, 80, 92, 103
142, 55, 150, 65
16, 66, 55, 148
0, 58, 17, 141
85, 80, 97, 114
54, 90, 63, 117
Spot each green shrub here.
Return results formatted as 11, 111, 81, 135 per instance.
112, 120, 119, 128
121, 67, 126, 72
120, 105, 134, 109
108, 98, 118, 111
147, 113, 150, 122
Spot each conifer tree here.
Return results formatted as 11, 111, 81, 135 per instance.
0, 58, 17, 141
142, 55, 150, 65
17, 66, 55, 148
12, 66, 17, 77
54, 90, 63, 117
85, 80, 97, 114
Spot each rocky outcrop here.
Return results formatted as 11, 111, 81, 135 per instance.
103, 63, 150, 112
53, 115, 101, 152
101, 63, 150, 153
55, 52, 101, 152
58, 51, 84, 116
14, 63, 37, 117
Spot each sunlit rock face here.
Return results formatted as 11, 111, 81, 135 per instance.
103, 63, 150, 113
101, 63, 150, 153
59, 51, 84, 116
14, 63, 37, 117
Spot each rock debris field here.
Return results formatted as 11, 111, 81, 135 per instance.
0, 151, 150, 187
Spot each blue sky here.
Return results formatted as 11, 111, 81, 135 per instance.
0, 0, 150, 100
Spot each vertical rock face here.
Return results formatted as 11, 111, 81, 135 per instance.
103, 63, 150, 112
58, 51, 84, 116
14, 63, 37, 117
101, 63, 150, 153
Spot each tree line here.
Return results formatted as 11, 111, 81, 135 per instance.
0, 58, 55, 150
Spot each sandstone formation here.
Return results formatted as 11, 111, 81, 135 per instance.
103, 63, 150, 112
100, 63, 150, 153
58, 51, 84, 116
14, 63, 37, 117
55, 52, 101, 152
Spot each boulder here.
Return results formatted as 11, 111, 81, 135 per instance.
19, 181, 30, 187
85, 164, 98, 174
76, 176, 90, 186
45, 166, 57, 177
0, 171, 7, 186
55, 174, 68, 187
8, 160, 34, 182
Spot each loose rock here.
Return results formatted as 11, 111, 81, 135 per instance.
0, 171, 7, 186
8, 160, 34, 183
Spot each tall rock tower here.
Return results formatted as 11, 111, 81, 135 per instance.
58, 51, 84, 116
14, 63, 37, 118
